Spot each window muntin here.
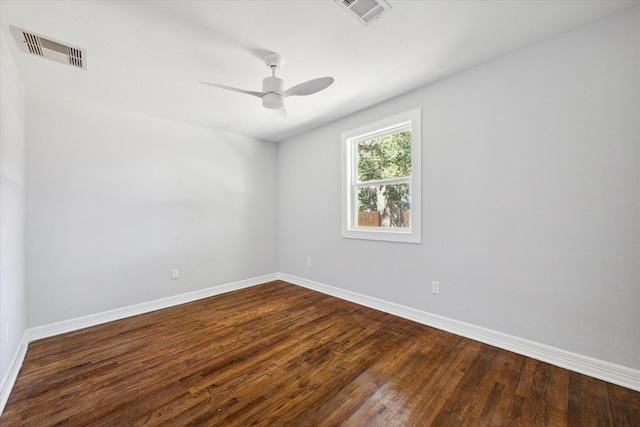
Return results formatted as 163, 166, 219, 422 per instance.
342, 108, 421, 243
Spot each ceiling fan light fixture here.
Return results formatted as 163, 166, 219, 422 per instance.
263, 93, 284, 110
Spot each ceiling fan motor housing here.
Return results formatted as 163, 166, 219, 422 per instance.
262, 76, 284, 109
263, 76, 283, 93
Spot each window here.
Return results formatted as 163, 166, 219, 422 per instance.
341, 108, 421, 243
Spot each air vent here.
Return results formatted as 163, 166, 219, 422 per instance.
10, 26, 86, 70
336, 0, 391, 25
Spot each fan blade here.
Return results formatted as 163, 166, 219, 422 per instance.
282, 77, 334, 97
200, 82, 264, 98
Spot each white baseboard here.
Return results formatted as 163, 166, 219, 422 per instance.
26, 273, 278, 342
279, 273, 640, 392
1, 273, 279, 416
0, 332, 29, 416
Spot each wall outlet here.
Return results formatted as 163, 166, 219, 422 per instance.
172, 269, 179, 279
306, 258, 311, 267
432, 281, 440, 295
6, 323, 10, 342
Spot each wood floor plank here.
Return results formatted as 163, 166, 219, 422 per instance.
1, 280, 638, 426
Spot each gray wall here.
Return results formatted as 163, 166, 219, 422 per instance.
278, 8, 640, 370
0, 30, 27, 382
25, 96, 278, 327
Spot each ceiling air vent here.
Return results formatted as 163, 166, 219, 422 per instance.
336, 0, 391, 25
10, 26, 86, 70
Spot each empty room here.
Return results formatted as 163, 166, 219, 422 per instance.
1, 0, 639, 425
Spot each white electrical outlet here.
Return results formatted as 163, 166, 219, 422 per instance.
432, 281, 440, 295
307, 258, 311, 267
172, 269, 180, 279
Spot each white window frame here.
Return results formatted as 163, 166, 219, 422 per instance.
341, 108, 421, 243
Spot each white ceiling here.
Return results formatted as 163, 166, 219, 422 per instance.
2, 0, 638, 142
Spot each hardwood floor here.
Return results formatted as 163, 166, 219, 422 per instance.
2, 280, 638, 426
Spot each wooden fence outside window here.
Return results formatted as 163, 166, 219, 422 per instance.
357, 211, 410, 228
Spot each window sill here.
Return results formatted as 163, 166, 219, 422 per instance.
342, 227, 421, 244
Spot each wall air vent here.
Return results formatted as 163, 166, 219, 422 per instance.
10, 26, 86, 70
336, 0, 391, 25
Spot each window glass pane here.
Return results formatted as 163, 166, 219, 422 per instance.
356, 131, 411, 182
357, 183, 410, 228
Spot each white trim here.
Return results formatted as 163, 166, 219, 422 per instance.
278, 273, 640, 392
0, 332, 29, 415
1, 273, 278, 416
26, 273, 278, 342
350, 121, 412, 144
341, 108, 422, 244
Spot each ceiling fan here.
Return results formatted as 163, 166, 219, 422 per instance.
200, 53, 334, 118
